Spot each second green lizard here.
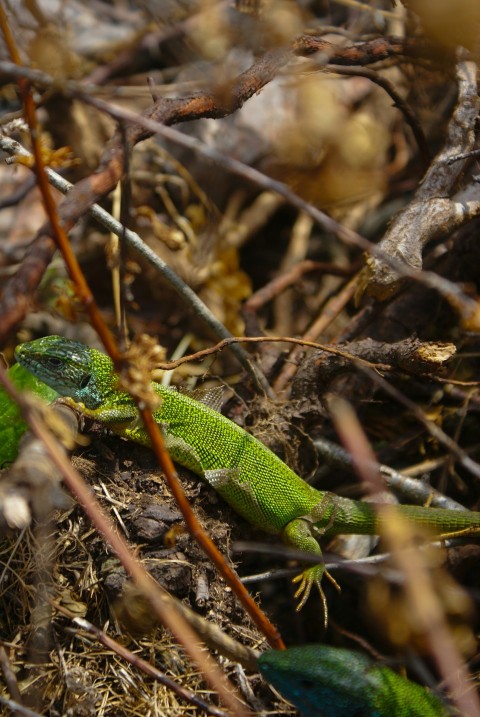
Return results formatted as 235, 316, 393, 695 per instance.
258, 644, 450, 716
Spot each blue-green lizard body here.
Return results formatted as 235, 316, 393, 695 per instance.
14, 335, 480, 608
258, 645, 450, 716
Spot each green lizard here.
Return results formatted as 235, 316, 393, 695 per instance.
14, 335, 480, 610
0, 362, 58, 468
258, 644, 450, 716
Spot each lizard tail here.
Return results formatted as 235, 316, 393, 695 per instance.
321, 495, 480, 537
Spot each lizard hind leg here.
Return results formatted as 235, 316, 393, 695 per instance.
282, 517, 339, 624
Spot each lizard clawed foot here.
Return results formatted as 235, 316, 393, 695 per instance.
292, 565, 340, 626
292, 564, 325, 616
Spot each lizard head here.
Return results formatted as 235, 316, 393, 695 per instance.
258, 645, 378, 717
14, 335, 114, 410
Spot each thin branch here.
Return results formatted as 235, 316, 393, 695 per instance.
326, 64, 431, 165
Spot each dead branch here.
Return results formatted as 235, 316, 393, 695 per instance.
359, 59, 480, 300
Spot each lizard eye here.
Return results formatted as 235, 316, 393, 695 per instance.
80, 374, 91, 389
46, 357, 63, 368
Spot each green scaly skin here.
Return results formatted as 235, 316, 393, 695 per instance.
14, 336, 480, 608
0, 363, 58, 468
258, 645, 451, 716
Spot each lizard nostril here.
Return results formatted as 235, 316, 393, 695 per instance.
80, 374, 91, 389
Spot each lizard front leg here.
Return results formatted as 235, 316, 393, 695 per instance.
58, 396, 148, 443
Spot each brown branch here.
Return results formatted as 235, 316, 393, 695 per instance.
360, 59, 480, 302
243, 259, 353, 335
294, 34, 446, 64
150, 334, 388, 372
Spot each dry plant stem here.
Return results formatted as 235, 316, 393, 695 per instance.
29, 509, 55, 669
273, 213, 313, 336
0, 364, 252, 717
329, 397, 480, 717
294, 34, 441, 63
140, 335, 389, 372
440, 389, 473, 487
0, 696, 44, 717
272, 275, 360, 393
0, 643, 22, 705
363, 59, 480, 299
